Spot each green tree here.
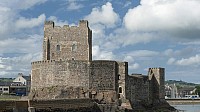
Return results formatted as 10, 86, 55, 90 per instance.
176, 85, 182, 90
195, 86, 200, 95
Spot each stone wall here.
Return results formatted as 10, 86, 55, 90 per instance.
126, 74, 149, 105
89, 61, 118, 91
31, 60, 127, 102
29, 19, 170, 111
117, 62, 128, 99
29, 86, 90, 99
31, 60, 90, 89
148, 68, 165, 101
43, 20, 92, 61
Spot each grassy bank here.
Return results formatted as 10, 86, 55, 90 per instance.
0, 94, 21, 100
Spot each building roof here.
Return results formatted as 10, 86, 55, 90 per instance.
178, 87, 195, 91
22, 76, 31, 81
17, 73, 31, 81
0, 81, 12, 86
10, 82, 25, 86
130, 74, 148, 78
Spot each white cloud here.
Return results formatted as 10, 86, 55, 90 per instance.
84, 2, 121, 60
0, 52, 42, 77
129, 63, 140, 70
0, 64, 5, 69
127, 50, 159, 57
0, 33, 42, 77
92, 45, 115, 60
0, 0, 47, 10
167, 57, 175, 65
0, 71, 9, 76
0, 64, 12, 70
0, 0, 46, 76
67, 2, 83, 11
163, 47, 195, 58
0, 1, 44, 76
0, 1, 47, 39
15, 14, 46, 29
123, 56, 140, 70
0, 6, 14, 37
179, 41, 200, 45
89, 23, 107, 49
48, 16, 68, 27
108, 28, 159, 46
175, 54, 200, 66
163, 49, 174, 57
123, 1, 132, 8
0, 34, 43, 54
123, 56, 134, 62
85, 2, 120, 28
124, 0, 200, 39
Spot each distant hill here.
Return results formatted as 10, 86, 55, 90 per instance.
165, 80, 199, 87
0, 78, 14, 82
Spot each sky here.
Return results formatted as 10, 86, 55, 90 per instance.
0, 0, 200, 83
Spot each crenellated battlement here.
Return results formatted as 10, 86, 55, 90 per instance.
44, 20, 88, 30
149, 67, 163, 70
30, 20, 168, 111
43, 20, 92, 61
31, 60, 56, 65
31, 60, 90, 65
45, 21, 54, 25
79, 20, 88, 27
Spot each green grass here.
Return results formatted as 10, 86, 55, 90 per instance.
0, 95, 21, 100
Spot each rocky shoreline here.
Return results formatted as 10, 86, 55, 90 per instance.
0, 99, 177, 112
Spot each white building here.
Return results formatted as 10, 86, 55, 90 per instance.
13, 73, 31, 95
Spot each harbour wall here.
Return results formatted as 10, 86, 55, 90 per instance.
166, 99, 200, 105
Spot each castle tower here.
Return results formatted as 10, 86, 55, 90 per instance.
43, 20, 92, 61
148, 68, 165, 101
117, 62, 128, 99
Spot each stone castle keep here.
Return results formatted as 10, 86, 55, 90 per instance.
30, 20, 166, 111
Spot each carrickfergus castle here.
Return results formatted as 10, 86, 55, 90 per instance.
29, 20, 174, 111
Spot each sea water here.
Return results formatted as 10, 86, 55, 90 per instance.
172, 104, 200, 112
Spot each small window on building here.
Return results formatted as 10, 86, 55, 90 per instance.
0, 88, 2, 90
119, 87, 122, 93
72, 58, 75, 60
118, 75, 121, 80
4, 88, 8, 91
52, 53, 55, 58
56, 45, 60, 51
72, 43, 77, 51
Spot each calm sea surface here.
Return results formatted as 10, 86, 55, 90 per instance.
172, 104, 200, 112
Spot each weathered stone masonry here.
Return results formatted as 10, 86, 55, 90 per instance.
30, 20, 166, 110
43, 20, 92, 61
31, 60, 90, 89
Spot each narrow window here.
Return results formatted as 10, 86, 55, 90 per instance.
4, 88, 8, 91
119, 87, 122, 93
118, 75, 121, 80
56, 45, 60, 51
47, 39, 50, 60
72, 58, 75, 60
72, 43, 77, 51
52, 53, 55, 58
